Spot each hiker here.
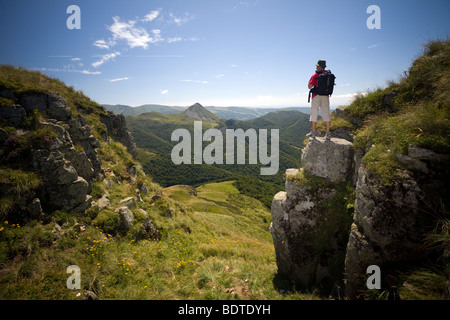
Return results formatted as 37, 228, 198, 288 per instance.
307, 60, 332, 140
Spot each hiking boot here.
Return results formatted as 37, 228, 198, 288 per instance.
325, 132, 331, 140
306, 131, 316, 138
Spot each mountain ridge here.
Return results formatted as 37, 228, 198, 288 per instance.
103, 103, 312, 120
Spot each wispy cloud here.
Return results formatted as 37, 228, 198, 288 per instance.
161, 89, 169, 95
215, 74, 225, 79
180, 79, 209, 84
79, 69, 101, 75
93, 39, 112, 50
143, 10, 161, 22
93, 9, 198, 53
168, 12, 195, 26
167, 37, 182, 43
109, 77, 129, 82
368, 43, 380, 49
92, 52, 121, 68
230, 1, 259, 12
120, 54, 184, 58
33, 67, 101, 75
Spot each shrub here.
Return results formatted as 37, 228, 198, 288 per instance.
92, 209, 119, 235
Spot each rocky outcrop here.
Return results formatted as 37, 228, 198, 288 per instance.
301, 137, 353, 183
0, 88, 137, 216
270, 138, 355, 293
0, 105, 26, 126
18, 92, 72, 121
345, 165, 428, 298
270, 134, 443, 298
99, 111, 138, 159
270, 169, 347, 291
32, 149, 91, 213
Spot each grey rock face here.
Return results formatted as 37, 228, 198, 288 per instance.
19, 92, 48, 113
0, 105, 26, 126
344, 164, 426, 298
32, 149, 89, 212
47, 93, 72, 121
301, 137, 354, 183
270, 169, 349, 290
17, 92, 71, 121
99, 112, 138, 159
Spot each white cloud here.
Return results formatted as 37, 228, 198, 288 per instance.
71, 57, 81, 61
80, 69, 102, 75
93, 39, 111, 50
180, 79, 209, 84
215, 74, 225, 79
108, 16, 154, 49
169, 12, 194, 26
93, 11, 199, 52
92, 51, 121, 68
161, 89, 169, 95
109, 77, 129, 82
143, 10, 160, 22
368, 43, 379, 49
151, 29, 164, 43
33, 67, 101, 75
167, 37, 182, 43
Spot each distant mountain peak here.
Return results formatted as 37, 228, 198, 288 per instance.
182, 102, 218, 122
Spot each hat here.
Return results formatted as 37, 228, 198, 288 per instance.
316, 60, 327, 68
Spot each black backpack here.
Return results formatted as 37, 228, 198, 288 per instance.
308, 70, 336, 102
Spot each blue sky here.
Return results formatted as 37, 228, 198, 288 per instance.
0, 0, 449, 108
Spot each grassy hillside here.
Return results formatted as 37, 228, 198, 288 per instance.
0, 180, 316, 300
0, 65, 317, 300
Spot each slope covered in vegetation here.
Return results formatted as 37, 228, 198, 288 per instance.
0, 65, 314, 300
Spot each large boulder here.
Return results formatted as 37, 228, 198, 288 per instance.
115, 207, 134, 232
344, 164, 427, 298
32, 150, 89, 212
47, 93, 72, 121
19, 92, 48, 113
18, 92, 71, 121
301, 137, 354, 183
270, 168, 351, 292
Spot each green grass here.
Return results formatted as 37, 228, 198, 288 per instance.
0, 181, 318, 300
0, 168, 41, 216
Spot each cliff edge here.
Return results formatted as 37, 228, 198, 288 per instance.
270, 38, 450, 300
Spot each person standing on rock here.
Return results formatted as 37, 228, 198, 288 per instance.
307, 60, 331, 140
